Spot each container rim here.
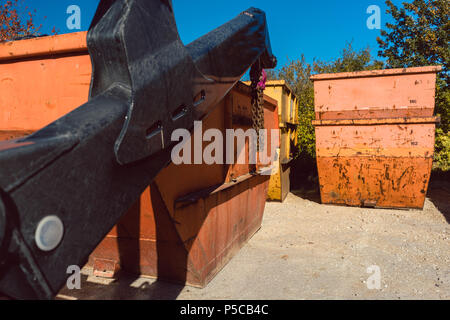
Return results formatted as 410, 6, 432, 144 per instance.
310, 66, 442, 81
0, 32, 88, 62
312, 116, 440, 126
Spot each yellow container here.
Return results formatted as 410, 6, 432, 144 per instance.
259, 80, 299, 202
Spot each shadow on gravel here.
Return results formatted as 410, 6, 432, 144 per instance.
291, 187, 321, 204
289, 152, 321, 204
428, 171, 450, 224
58, 272, 184, 300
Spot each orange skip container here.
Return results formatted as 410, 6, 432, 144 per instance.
0, 32, 279, 287
311, 66, 441, 209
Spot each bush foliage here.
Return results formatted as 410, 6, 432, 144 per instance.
378, 0, 449, 171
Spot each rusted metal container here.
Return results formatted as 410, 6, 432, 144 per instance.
0, 33, 279, 287
89, 84, 279, 287
245, 80, 299, 202
311, 66, 442, 209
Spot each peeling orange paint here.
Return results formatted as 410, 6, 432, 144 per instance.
312, 67, 441, 209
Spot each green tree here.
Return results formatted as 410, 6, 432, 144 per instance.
377, 0, 449, 171
0, 0, 41, 41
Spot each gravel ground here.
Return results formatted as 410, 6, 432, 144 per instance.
59, 180, 450, 300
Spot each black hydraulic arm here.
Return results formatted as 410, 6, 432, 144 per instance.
0, 0, 276, 299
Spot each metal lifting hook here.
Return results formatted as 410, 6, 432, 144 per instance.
0, 0, 276, 299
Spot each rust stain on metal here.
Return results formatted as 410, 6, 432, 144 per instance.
0, 130, 34, 141
317, 157, 432, 209
92, 258, 120, 278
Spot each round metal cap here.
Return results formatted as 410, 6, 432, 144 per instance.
35, 216, 64, 252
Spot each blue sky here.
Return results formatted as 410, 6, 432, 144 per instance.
27, 0, 410, 69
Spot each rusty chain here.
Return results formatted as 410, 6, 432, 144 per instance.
250, 61, 265, 151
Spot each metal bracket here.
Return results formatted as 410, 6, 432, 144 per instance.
0, 0, 276, 299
